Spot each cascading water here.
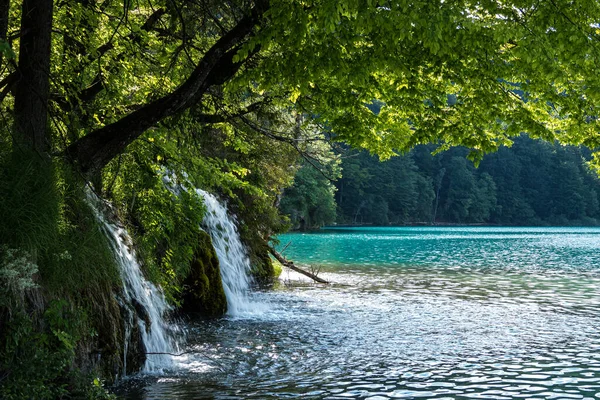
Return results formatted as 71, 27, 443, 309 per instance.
86, 190, 180, 373
196, 189, 267, 317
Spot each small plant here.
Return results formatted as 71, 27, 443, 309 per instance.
0, 246, 38, 308
0, 299, 103, 399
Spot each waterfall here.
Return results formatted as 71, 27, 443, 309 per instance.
196, 189, 267, 317
86, 190, 179, 373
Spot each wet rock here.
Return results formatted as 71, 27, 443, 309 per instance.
131, 297, 151, 333
181, 231, 227, 317
248, 241, 276, 285
125, 320, 146, 375
78, 287, 146, 381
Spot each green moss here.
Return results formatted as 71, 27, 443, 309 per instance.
271, 258, 283, 278
180, 231, 227, 317
248, 242, 277, 285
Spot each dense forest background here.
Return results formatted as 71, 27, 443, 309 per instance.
280, 136, 600, 228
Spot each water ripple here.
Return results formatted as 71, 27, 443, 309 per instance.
116, 227, 600, 399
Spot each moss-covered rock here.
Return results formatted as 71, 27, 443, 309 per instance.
74, 284, 146, 381
180, 231, 227, 317
248, 241, 276, 285
250, 250, 274, 284
83, 287, 127, 379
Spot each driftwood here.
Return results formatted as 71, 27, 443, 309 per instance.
268, 247, 329, 284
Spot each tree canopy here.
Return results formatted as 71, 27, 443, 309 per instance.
2, 0, 600, 174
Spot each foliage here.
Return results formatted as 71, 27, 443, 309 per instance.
0, 299, 113, 399
4, 0, 600, 262
279, 163, 338, 230
103, 109, 301, 292
236, 0, 600, 165
4, 0, 600, 393
330, 137, 600, 226
180, 113, 309, 280
6, 0, 600, 181
0, 149, 119, 397
105, 138, 207, 304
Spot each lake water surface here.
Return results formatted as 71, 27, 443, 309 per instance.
118, 227, 600, 399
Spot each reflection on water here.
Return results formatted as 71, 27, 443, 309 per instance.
116, 227, 600, 399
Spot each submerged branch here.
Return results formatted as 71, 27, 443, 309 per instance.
268, 247, 329, 284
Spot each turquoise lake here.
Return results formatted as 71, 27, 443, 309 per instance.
120, 227, 600, 399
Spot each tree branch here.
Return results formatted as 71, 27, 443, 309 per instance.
71, 8, 165, 78
0, 71, 17, 104
55, 8, 167, 112
67, 2, 268, 176
268, 246, 329, 284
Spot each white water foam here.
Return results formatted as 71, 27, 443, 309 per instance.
196, 189, 268, 317
86, 190, 180, 373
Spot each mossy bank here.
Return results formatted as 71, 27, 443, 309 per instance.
0, 154, 278, 399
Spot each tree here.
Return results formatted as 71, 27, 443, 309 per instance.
381, 156, 420, 223
279, 163, 337, 230
442, 157, 475, 223
329, 139, 600, 226
480, 146, 533, 223
469, 173, 497, 222
13, 0, 53, 153
413, 174, 435, 223
3, 0, 600, 177
549, 149, 587, 220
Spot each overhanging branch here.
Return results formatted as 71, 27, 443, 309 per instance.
54, 8, 167, 112
66, 1, 269, 176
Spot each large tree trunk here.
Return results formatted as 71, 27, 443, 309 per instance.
13, 0, 54, 154
67, 4, 266, 177
0, 0, 9, 69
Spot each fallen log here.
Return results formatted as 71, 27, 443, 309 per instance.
268, 247, 330, 284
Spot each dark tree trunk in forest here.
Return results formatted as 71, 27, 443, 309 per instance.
0, 0, 9, 69
13, 0, 54, 154
67, 5, 266, 177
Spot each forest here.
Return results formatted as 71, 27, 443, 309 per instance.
1, 0, 600, 397
280, 136, 600, 228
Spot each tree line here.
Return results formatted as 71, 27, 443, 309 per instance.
281, 136, 600, 228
